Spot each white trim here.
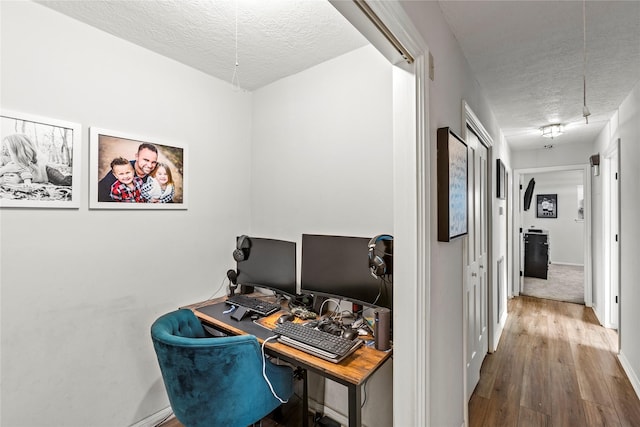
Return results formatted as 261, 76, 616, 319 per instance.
129, 406, 173, 427
618, 351, 640, 400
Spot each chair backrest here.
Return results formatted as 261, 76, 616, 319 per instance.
150, 309, 292, 427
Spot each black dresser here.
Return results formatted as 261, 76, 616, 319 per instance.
524, 230, 549, 279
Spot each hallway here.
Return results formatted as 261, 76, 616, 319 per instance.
469, 296, 640, 426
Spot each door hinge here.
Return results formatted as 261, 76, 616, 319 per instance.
615, 172, 618, 180
616, 234, 619, 242
520, 271, 523, 277
520, 184, 523, 190
616, 296, 618, 304
519, 227, 523, 233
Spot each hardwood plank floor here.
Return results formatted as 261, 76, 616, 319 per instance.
470, 296, 640, 427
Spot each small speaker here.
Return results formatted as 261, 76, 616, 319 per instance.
374, 308, 391, 351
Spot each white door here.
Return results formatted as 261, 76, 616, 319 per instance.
464, 128, 488, 400
608, 148, 620, 329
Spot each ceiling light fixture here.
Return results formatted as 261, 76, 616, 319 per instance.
582, 0, 591, 124
541, 124, 563, 139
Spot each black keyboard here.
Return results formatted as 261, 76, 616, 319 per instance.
225, 294, 280, 317
273, 321, 362, 363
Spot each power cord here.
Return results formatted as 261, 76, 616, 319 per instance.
261, 335, 289, 403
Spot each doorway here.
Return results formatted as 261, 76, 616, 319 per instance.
512, 165, 592, 307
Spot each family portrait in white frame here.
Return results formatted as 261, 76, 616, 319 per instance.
89, 127, 188, 210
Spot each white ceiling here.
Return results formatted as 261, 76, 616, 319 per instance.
439, 1, 640, 151
37, 0, 640, 151
36, 0, 369, 91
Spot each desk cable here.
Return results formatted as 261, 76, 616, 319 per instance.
261, 335, 289, 404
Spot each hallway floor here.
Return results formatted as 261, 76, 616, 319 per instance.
470, 296, 640, 426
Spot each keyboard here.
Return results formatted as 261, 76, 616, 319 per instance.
272, 321, 363, 363
225, 294, 281, 317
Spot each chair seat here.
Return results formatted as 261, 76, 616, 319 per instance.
151, 309, 294, 427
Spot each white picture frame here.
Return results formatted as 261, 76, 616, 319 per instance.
0, 110, 82, 208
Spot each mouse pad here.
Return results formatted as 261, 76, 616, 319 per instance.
195, 302, 281, 340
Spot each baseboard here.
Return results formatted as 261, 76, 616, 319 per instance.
129, 407, 173, 427
591, 302, 605, 326
550, 262, 584, 267
308, 397, 349, 427
618, 351, 640, 400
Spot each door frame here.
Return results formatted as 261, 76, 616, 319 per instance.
511, 164, 592, 306
603, 138, 620, 331
462, 102, 493, 425
329, 2, 431, 425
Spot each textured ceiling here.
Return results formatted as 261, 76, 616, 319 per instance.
439, 1, 640, 150
37, 0, 368, 91
37, 1, 640, 151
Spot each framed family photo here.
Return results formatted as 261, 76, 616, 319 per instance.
437, 127, 468, 242
0, 110, 82, 208
89, 127, 188, 209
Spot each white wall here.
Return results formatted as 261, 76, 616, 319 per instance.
521, 171, 585, 265
251, 45, 394, 426
512, 141, 594, 170
1, 2, 252, 426
251, 45, 394, 241
398, 2, 506, 425
592, 80, 640, 396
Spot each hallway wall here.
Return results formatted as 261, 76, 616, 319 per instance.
593, 80, 640, 397
399, 2, 508, 425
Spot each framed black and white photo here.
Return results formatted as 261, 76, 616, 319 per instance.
437, 127, 468, 241
89, 127, 188, 209
536, 193, 557, 218
0, 110, 81, 208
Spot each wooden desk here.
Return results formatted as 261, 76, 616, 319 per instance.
182, 296, 392, 427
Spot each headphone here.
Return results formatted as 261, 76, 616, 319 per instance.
368, 234, 393, 277
233, 235, 251, 262
227, 269, 238, 296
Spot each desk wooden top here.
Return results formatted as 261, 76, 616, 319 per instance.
182, 296, 393, 387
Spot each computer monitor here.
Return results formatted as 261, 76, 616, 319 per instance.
300, 234, 392, 309
235, 236, 297, 298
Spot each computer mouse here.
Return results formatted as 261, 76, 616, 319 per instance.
342, 328, 359, 340
277, 313, 295, 324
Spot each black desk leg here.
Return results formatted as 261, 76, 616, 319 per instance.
348, 384, 362, 427
302, 368, 308, 427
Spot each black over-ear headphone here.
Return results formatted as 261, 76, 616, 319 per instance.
233, 235, 251, 262
368, 234, 393, 277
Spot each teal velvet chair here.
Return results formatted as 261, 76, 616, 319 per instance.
151, 309, 294, 427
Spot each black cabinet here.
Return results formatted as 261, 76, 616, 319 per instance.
524, 231, 549, 279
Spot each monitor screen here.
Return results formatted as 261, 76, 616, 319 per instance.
236, 236, 297, 297
300, 234, 392, 309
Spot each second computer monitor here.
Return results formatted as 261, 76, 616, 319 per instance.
300, 234, 392, 309
235, 236, 297, 297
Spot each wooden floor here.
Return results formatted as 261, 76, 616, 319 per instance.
470, 296, 640, 427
